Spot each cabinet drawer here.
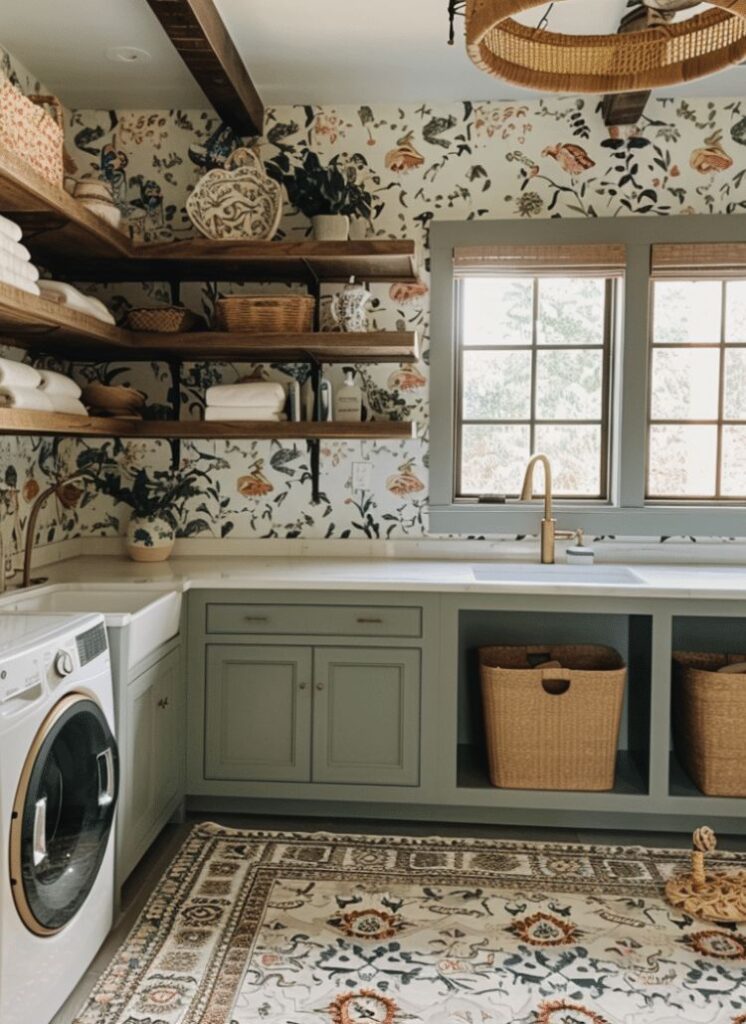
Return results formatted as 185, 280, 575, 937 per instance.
206, 602, 422, 638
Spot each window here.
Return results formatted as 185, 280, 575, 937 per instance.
429, 218, 746, 537
457, 274, 613, 500
648, 278, 746, 501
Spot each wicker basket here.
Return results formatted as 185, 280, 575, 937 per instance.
0, 82, 65, 187
479, 644, 627, 791
214, 295, 315, 333
673, 652, 746, 797
125, 306, 205, 333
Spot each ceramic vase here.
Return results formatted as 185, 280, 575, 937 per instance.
126, 515, 175, 562
312, 214, 349, 241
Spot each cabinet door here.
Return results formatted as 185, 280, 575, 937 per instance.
312, 647, 421, 786
120, 647, 183, 877
205, 645, 312, 782
153, 647, 182, 811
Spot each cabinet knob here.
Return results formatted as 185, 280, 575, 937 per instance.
299, 682, 307, 690
157, 697, 169, 709
315, 682, 325, 691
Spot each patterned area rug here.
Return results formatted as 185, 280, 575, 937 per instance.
74, 823, 746, 1024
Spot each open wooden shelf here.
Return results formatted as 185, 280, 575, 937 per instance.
0, 284, 419, 363
0, 151, 418, 283
0, 409, 416, 441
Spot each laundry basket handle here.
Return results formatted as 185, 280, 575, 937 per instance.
540, 668, 572, 696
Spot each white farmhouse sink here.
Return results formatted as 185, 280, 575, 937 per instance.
472, 563, 643, 586
0, 584, 182, 667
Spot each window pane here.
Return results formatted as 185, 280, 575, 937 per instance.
462, 278, 533, 347
537, 278, 605, 346
533, 425, 601, 495
725, 281, 746, 343
652, 281, 721, 344
462, 350, 531, 420
650, 349, 720, 421
648, 425, 717, 497
460, 425, 530, 495
536, 349, 603, 420
722, 426, 746, 496
724, 349, 746, 421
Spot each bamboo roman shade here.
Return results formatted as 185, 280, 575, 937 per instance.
453, 243, 627, 277
466, 0, 746, 95
651, 242, 746, 278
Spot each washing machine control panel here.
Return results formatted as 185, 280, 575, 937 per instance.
0, 649, 44, 705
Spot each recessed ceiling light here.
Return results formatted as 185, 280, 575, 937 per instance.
106, 46, 152, 64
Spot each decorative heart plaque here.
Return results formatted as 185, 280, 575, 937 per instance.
186, 147, 282, 241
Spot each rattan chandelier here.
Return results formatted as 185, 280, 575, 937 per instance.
465, 0, 746, 94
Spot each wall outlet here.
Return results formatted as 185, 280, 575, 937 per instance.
352, 462, 371, 491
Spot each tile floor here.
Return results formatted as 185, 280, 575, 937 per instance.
50, 813, 746, 1024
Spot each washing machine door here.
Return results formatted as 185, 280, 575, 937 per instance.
9, 693, 119, 936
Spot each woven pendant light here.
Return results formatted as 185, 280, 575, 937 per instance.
465, 0, 746, 94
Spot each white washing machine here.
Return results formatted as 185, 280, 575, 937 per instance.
0, 612, 118, 1024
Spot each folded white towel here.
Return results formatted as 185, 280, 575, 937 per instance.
37, 280, 115, 324
0, 214, 23, 244
37, 369, 82, 399
0, 272, 41, 296
0, 386, 53, 411
205, 382, 286, 409
47, 395, 88, 416
204, 407, 287, 422
0, 232, 31, 263
0, 253, 39, 282
0, 357, 42, 389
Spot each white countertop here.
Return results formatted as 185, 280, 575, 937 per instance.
4, 554, 745, 602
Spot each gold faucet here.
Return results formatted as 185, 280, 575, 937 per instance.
20, 473, 88, 589
520, 454, 579, 565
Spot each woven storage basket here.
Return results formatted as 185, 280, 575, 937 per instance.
215, 295, 315, 333
673, 651, 746, 797
479, 644, 627, 791
0, 83, 65, 187
125, 306, 204, 333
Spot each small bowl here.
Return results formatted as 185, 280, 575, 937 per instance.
82, 382, 146, 414
74, 178, 113, 202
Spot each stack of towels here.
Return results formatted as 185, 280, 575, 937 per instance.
37, 280, 116, 325
0, 357, 87, 415
204, 382, 287, 422
0, 214, 41, 297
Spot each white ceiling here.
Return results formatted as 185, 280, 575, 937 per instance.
1, 0, 745, 110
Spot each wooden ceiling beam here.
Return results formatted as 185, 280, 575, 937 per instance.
144, 0, 264, 136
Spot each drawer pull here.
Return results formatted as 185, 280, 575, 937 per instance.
244, 616, 270, 623
356, 617, 383, 624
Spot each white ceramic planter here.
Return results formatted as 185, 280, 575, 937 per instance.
312, 214, 350, 241
126, 515, 175, 562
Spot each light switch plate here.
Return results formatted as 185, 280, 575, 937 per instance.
352, 462, 371, 491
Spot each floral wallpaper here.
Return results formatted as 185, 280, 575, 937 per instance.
3, 40, 746, 550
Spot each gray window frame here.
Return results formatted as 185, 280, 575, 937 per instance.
429, 214, 746, 536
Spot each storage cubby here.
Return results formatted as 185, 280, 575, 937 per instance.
669, 615, 746, 801
456, 609, 653, 798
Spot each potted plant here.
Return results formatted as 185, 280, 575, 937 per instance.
267, 150, 375, 240
98, 463, 211, 562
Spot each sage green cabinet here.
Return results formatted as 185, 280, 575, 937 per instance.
119, 644, 181, 881
205, 645, 312, 783
203, 643, 421, 787
313, 647, 421, 786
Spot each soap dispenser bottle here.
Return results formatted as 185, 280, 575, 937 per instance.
335, 366, 362, 422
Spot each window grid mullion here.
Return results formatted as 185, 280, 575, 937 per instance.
715, 281, 727, 499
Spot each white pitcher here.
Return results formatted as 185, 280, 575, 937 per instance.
330, 277, 372, 333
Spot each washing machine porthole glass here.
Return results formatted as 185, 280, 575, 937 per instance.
9, 694, 119, 935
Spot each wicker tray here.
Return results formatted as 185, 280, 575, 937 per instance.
214, 295, 315, 333
479, 644, 627, 791
125, 306, 205, 333
673, 651, 746, 797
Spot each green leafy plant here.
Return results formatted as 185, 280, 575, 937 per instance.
97, 463, 212, 531
267, 149, 376, 219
